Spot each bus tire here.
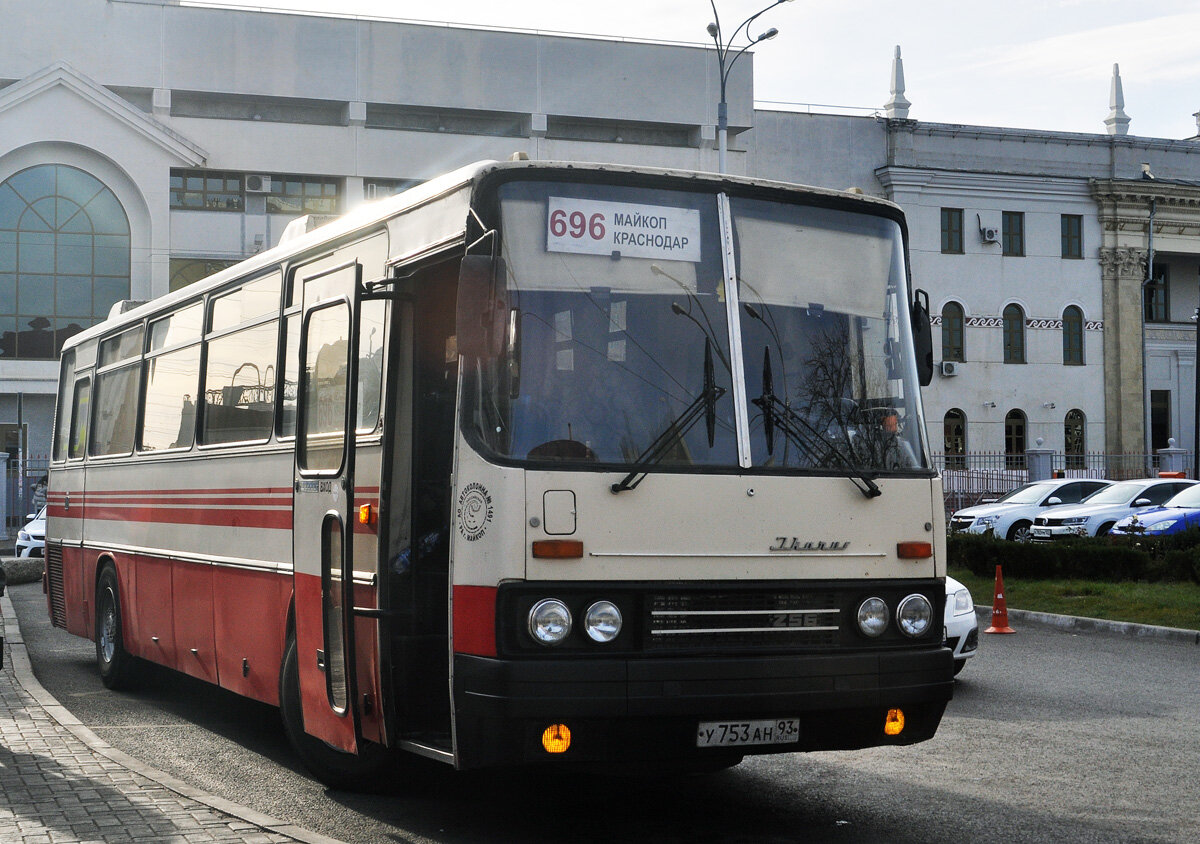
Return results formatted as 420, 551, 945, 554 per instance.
95, 565, 138, 690
279, 633, 393, 791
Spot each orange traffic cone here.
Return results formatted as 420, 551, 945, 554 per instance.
984, 564, 1016, 634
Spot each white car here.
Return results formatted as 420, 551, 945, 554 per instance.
949, 478, 1112, 542
15, 505, 46, 558
945, 575, 977, 676
1031, 477, 1197, 541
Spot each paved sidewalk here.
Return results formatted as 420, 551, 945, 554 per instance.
1, 591, 345, 844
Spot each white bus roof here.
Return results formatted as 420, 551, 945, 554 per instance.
61, 159, 902, 354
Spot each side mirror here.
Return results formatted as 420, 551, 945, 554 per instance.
1044, 497, 1063, 506
910, 289, 934, 387
1133, 498, 1152, 507
456, 255, 507, 359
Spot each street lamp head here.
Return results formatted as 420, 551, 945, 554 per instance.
706, 22, 719, 38
755, 27, 779, 42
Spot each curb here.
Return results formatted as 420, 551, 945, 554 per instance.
1, 589, 348, 844
975, 604, 1200, 645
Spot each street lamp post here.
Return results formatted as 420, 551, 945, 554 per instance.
707, 0, 792, 173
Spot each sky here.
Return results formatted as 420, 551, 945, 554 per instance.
194, 1, 1200, 140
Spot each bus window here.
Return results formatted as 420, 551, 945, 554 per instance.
300, 302, 350, 473
357, 299, 386, 432
201, 321, 278, 445
68, 378, 91, 460
149, 302, 203, 351
280, 312, 300, 438
53, 351, 76, 462
211, 273, 281, 332
91, 363, 140, 456
141, 344, 201, 451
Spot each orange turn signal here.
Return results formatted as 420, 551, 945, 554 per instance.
542, 723, 572, 753
358, 504, 375, 525
897, 541, 932, 559
884, 708, 905, 736
532, 539, 584, 559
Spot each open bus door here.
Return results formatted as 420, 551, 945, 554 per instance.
292, 262, 363, 754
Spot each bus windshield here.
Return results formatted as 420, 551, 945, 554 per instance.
466, 179, 929, 476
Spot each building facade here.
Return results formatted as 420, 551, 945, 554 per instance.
3, 0, 1200, 504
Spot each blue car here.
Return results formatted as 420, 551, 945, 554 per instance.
1110, 483, 1200, 536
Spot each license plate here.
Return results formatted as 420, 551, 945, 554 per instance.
1031, 527, 1050, 537
696, 718, 799, 747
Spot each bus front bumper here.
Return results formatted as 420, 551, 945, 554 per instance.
452, 647, 953, 769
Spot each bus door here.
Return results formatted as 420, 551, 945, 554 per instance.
292, 261, 363, 753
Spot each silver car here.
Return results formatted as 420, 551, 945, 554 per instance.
1031, 478, 1197, 541
15, 505, 46, 558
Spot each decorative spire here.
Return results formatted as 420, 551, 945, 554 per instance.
1105, 63, 1130, 136
884, 45, 911, 120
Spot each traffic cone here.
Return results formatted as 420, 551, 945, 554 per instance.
984, 564, 1016, 634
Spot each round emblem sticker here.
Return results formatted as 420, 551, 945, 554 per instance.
457, 482, 494, 541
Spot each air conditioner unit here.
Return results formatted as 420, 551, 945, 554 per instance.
980, 226, 1000, 244
940, 361, 959, 376
245, 174, 273, 193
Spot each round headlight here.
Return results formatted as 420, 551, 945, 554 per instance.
856, 597, 889, 637
897, 594, 934, 638
583, 600, 623, 643
528, 599, 572, 646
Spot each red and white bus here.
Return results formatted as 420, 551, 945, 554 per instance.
46, 159, 952, 786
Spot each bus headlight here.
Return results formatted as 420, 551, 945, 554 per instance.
897, 594, 934, 638
856, 597, 889, 637
528, 599, 572, 645
583, 600, 622, 643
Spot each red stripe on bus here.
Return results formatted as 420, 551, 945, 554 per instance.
452, 585, 497, 657
84, 504, 292, 530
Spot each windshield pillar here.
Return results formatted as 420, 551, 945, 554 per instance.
718, 193, 752, 468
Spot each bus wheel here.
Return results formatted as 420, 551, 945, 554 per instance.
279, 633, 394, 791
96, 566, 138, 690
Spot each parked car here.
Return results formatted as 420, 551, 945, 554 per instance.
949, 478, 1113, 542
945, 575, 978, 676
1110, 482, 1200, 536
15, 505, 46, 558
1030, 477, 1197, 541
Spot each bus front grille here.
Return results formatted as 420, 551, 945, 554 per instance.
46, 544, 66, 629
645, 590, 840, 650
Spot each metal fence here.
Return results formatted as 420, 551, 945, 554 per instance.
932, 451, 1191, 518
4, 454, 49, 542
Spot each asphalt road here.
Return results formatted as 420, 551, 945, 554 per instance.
10, 580, 1200, 844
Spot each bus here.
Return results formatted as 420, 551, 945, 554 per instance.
46, 159, 951, 787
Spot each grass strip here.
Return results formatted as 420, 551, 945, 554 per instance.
948, 566, 1200, 632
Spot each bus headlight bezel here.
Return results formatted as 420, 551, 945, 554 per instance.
896, 593, 934, 638
528, 598, 572, 646
583, 600, 623, 643
856, 597, 889, 637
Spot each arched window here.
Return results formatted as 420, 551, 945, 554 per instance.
941, 302, 964, 362
1064, 409, 1085, 469
0, 164, 130, 358
1063, 306, 1084, 365
1005, 409, 1027, 469
1003, 304, 1025, 364
943, 408, 966, 469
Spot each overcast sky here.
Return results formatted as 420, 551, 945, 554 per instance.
197, 1, 1200, 140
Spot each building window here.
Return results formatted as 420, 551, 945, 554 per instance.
169, 258, 238, 293
1003, 304, 1025, 364
943, 409, 966, 469
0, 163, 131, 358
1002, 211, 1024, 256
266, 175, 340, 215
170, 170, 244, 211
1144, 264, 1168, 323
941, 301, 964, 362
1150, 390, 1171, 452
941, 208, 964, 254
364, 178, 422, 200
1062, 306, 1084, 365
1005, 409, 1027, 469
1061, 214, 1083, 259
1064, 409, 1085, 469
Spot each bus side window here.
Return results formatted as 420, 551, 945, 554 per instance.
53, 351, 77, 462
69, 378, 91, 460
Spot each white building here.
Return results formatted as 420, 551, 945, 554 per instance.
3, 0, 1200, 508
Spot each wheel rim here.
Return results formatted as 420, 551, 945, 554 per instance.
99, 588, 117, 664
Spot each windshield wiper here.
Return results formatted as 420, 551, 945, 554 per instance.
611, 339, 726, 494
752, 347, 882, 499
